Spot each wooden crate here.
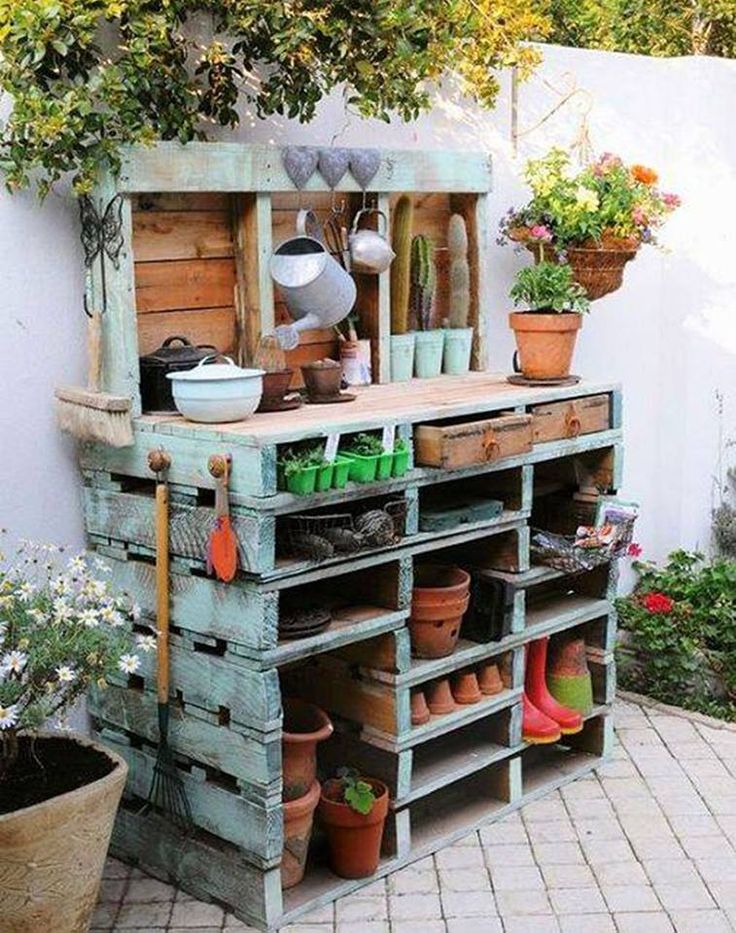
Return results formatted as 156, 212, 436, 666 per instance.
414, 413, 533, 469
530, 393, 611, 444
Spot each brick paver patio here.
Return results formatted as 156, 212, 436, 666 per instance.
91, 696, 736, 933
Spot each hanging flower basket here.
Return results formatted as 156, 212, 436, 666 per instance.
527, 238, 639, 301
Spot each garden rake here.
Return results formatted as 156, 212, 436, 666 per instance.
141, 448, 193, 831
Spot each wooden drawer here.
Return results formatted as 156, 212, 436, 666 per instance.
414, 414, 533, 469
530, 394, 610, 444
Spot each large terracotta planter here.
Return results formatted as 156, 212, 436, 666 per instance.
319, 778, 389, 879
509, 312, 582, 380
409, 564, 471, 659
282, 699, 333, 801
281, 779, 320, 889
0, 733, 127, 933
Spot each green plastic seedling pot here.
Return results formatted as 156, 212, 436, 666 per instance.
392, 448, 410, 477
316, 463, 334, 492
346, 453, 379, 483
332, 457, 351, 489
376, 451, 394, 481
285, 465, 318, 495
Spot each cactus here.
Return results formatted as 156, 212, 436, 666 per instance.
390, 195, 413, 334
448, 213, 470, 329
409, 234, 436, 331
253, 334, 286, 373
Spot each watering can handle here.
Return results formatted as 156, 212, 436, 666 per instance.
296, 208, 325, 242
350, 208, 388, 237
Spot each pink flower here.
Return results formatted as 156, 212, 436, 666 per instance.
632, 207, 648, 226
627, 543, 642, 558
594, 152, 623, 175
662, 192, 681, 209
529, 224, 553, 242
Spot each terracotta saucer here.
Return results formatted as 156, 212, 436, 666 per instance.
506, 374, 581, 387
257, 393, 303, 413
305, 393, 356, 405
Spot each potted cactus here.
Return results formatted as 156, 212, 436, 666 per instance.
443, 214, 474, 374
410, 234, 444, 378
389, 195, 416, 382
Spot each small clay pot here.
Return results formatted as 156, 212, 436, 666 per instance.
409, 564, 471, 659
300, 360, 342, 401
282, 779, 320, 888
477, 662, 504, 696
257, 369, 293, 411
425, 679, 456, 716
410, 689, 431, 726
452, 670, 482, 705
282, 699, 333, 801
319, 778, 389, 879
499, 653, 513, 689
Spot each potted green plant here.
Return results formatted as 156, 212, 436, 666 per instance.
509, 261, 590, 380
0, 540, 150, 933
442, 213, 474, 375
499, 149, 681, 300
341, 433, 387, 483
392, 438, 411, 478
278, 443, 331, 495
318, 768, 389, 879
409, 235, 444, 378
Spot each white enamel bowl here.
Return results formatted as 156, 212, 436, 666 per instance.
166, 356, 264, 423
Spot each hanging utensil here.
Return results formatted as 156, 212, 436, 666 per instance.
141, 448, 192, 831
207, 454, 239, 583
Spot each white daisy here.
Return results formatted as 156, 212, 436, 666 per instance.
130, 603, 142, 622
0, 704, 19, 730
136, 634, 156, 653
100, 605, 123, 627
53, 600, 74, 624
67, 555, 86, 574
93, 557, 112, 574
1, 650, 27, 675
79, 608, 100, 628
27, 608, 45, 624
17, 582, 34, 603
51, 576, 72, 597
55, 665, 76, 684
118, 654, 141, 675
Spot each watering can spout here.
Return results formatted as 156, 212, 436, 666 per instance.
275, 314, 322, 351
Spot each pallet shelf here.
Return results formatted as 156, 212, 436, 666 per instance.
75, 143, 625, 931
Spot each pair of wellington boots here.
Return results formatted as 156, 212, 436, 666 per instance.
523, 637, 583, 744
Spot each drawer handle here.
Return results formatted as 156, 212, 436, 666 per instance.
565, 408, 582, 438
483, 429, 501, 461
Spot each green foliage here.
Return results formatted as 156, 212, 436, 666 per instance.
0, 0, 547, 198
616, 550, 736, 720
537, 0, 736, 58
346, 433, 384, 457
336, 767, 377, 815
510, 260, 590, 313
409, 234, 437, 331
280, 443, 325, 476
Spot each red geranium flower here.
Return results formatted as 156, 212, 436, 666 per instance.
642, 592, 674, 614
628, 543, 643, 558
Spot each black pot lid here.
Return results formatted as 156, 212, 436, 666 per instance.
140, 335, 217, 365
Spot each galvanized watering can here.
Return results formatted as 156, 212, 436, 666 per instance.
349, 208, 395, 274
270, 209, 357, 350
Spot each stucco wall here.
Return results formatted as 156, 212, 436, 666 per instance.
1, 44, 734, 567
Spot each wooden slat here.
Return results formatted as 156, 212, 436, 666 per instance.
136, 307, 237, 355
132, 211, 234, 262
133, 193, 230, 212
135, 257, 236, 313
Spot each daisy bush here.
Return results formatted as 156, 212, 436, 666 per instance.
0, 539, 154, 776
499, 148, 681, 253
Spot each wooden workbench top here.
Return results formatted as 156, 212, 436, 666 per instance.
137, 372, 620, 446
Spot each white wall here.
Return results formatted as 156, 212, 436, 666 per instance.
1, 44, 734, 568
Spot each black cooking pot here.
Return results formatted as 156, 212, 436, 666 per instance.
139, 336, 217, 412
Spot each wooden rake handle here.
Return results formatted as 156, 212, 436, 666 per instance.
148, 449, 171, 704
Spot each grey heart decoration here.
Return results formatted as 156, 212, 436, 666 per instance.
350, 149, 381, 189
282, 146, 318, 189
318, 148, 350, 189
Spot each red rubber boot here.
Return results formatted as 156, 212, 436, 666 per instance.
526, 637, 584, 735
523, 692, 562, 744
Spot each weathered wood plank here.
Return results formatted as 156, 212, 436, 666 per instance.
133, 192, 230, 212
137, 307, 237, 356
118, 143, 493, 194
135, 257, 236, 313
530, 394, 611, 444
132, 210, 234, 262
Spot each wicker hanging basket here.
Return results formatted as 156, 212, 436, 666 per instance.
528, 240, 639, 301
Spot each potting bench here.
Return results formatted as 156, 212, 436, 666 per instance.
76, 144, 622, 930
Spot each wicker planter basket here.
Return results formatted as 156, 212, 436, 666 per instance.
528, 241, 639, 301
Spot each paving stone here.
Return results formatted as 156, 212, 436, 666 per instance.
97, 879, 127, 903
548, 886, 608, 914
533, 842, 586, 865
595, 758, 638, 779
558, 915, 616, 932
103, 858, 132, 880
336, 895, 387, 923
479, 819, 528, 846
348, 878, 387, 897
540, 863, 596, 889
440, 889, 497, 918
591, 860, 648, 887
565, 797, 617, 820
526, 820, 577, 844
114, 902, 172, 928
434, 844, 485, 869
483, 842, 535, 866
388, 893, 442, 921
574, 817, 626, 842
641, 857, 702, 887
90, 903, 118, 930
489, 864, 544, 892
123, 877, 176, 903
653, 881, 715, 910
668, 910, 733, 932
600, 884, 661, 912
560, 778, 605, 801
523, 797, 569, 822
707, 882, 736, 908
679, 834, 735, 859
693, 856, 736, 883
627, 834, 685, 861
388, 867, 439, 895
614, 911, 674, 932
581, 838, 636, 865
223, 915, 256, 930
505, 916, 560, 932
446, 919, 502, 933
391, 922, 444, 933
495, 889, 553, 916
168, 901, 225, 927
297, 902, 334, 924
335, 924, 389, 933
669, 814, 723, 837
168, 928, 221, 933
437, 867, 491, 892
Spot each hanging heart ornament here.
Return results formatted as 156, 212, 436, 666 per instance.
318, 148, 351, 189
282, 146, 318, 189
350, 149, 381, 190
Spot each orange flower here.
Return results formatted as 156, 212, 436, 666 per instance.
631, 164, 658, 185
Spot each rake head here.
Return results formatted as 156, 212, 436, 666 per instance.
140, 706, 193, 832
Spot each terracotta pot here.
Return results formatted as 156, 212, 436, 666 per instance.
410, 689, 431, 726
452, 670, 483, 705
509, 312, 582, 380
425, 678, 456, 716
477, 662, 504, 696
319, 778, 389, 879
0, 733, 127, 933
300, 361, 342, 400
499, 653, 513, 689
282, 779, 320, 889
257, 369, 293, 411
410, 564, 471, 659
282, 699, 333, 801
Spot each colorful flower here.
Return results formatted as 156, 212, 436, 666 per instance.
118, 653, 141, 674
575, 186, 599, 212
662, 192, 681, 209
632, 207, 648, 226
627, 543, 643, 558
632, 164, 658, 185
529, 224, 553, 242
642, 592, 674, 614
0, 704, 19, 730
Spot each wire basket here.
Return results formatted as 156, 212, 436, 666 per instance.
384, 497, 409, 538
530, 528, 611, 574
284, 512, 355, 560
